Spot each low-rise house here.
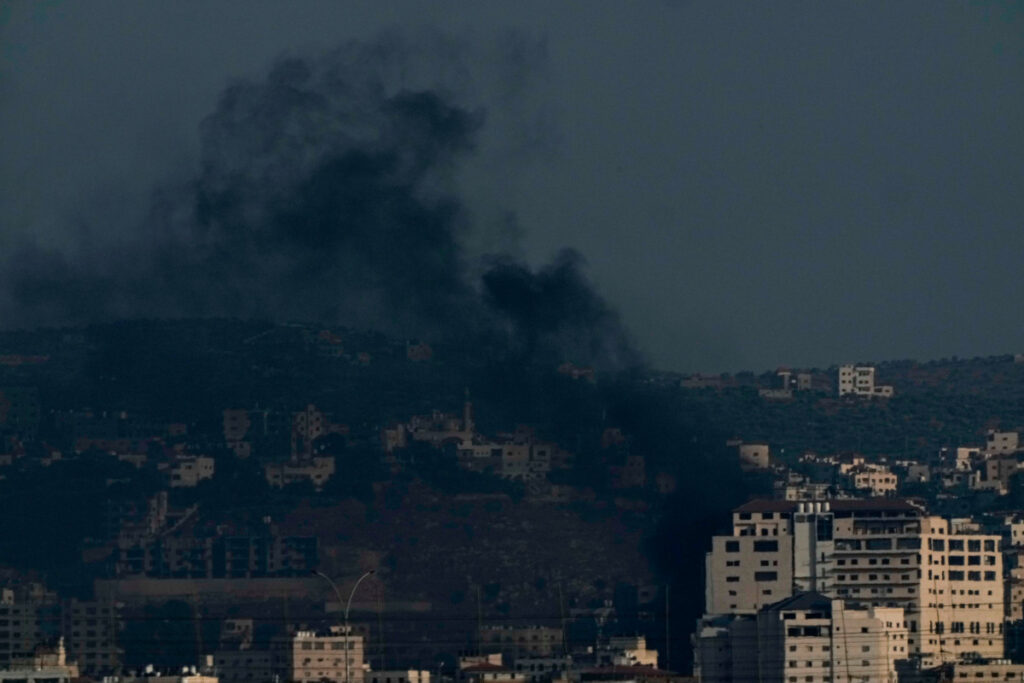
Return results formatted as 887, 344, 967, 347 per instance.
408, 401, 475, 447
847, 463, 898, 496
168, 455, 215, 488
367, 670, 431, 683
265, 456, 335, 490
511, 656, 571, 683
737, 443, 769, 471
460, 662, 526, 683
601, 636, 657, 668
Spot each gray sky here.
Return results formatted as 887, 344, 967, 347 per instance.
2, 1, 1023, 372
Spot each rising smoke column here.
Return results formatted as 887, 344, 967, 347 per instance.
482, 248, 639, 369
1, 34, 638, 371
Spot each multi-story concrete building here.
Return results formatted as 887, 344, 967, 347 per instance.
837, 365, 894, 398
479, 626, 563, 658
971, 455, 1021, 494
985, 430, 1019, 455
276, 627, 365, 683
290, 404, 348, 458
216, 626, 364, 683
694, 592, 906, 683
703, 499, 1004, 665
116, 531, 317, 578
61, 599, 122, 674
0, 589, 122, 676
214, 649, 274, 683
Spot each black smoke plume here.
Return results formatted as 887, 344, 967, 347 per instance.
1, 35, 636, 371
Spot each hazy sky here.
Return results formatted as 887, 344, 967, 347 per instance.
2, 1, 1023, 372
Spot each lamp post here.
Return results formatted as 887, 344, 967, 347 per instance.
313, 570, 375, 683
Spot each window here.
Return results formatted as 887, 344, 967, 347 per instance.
725, 541, 740, 552
754, 540, 779, 552
755, 571, 778, 581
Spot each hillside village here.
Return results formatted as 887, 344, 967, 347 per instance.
2, 322, 1024, 681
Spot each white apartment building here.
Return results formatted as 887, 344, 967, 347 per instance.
703, 499, 1003, 666
837, 365, 894, 398
694, 592, 906, 683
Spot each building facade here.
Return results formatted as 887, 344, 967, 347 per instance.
695, 593, 906, 683
702, 499, 1004, 666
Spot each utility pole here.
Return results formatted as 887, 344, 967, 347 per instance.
664, 585, 670, 671
190, 593, 203, 668
477, 585, 483, 656
313, 569, 375, 683
377, 589, 385, 671
558, 582, 568, 658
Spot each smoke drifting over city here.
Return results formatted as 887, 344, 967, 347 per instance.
1, 35, 637, 371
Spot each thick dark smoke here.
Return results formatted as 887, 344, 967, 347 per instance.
482, 249, 638, 369
0, 35, 638, 370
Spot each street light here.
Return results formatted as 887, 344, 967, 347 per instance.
313, 569, 376, 683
